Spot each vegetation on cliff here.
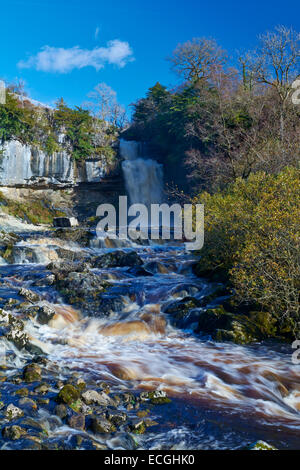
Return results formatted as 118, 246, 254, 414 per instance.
0, 85, 121, 163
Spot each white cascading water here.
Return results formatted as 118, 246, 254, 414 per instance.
120, 139, 163, 207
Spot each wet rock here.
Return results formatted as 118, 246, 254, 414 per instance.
5, 404, 24, 420
171, 284, 200, 298
34, 383, 50, 395
68, 413, 85, 430
107, 411, 127, 426
195, 306, 277, 344
57, 384, 81, 405
53, 217, 79, 228
249, 440, 277, 450
0, 232, 21, 263
53, 228, 93, 247
129, 418, 146, 434
3, 298, 19, 310
34, 274, 55, 287
91, 250, 143, 269
140, 390, 171, 405
55, 247, 89, 263
127, 266, 153, 277
143, 260, 168, 274
15, 388, 29, 397
37, 398, 49, 405
0, 309, 30, 350
54, 404, 68, 419
81, 390, 114, 407
18, 288, 40, 303
46, 259, 88, 279
164, 297, 202, 316
18, 398, 37, 411
163, 297, 202, 327
36, 305, 56, 325
108, 432, 138, 450
52, 270, 109, 311
23, 363, 42, 383
90, 416, 116, 434
2, 425, 26, 440
92, 296, 126, 318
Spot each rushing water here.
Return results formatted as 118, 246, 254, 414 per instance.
1, 233, 300, 450
120, 139, 163, 207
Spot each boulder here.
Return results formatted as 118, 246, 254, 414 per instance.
91, 250, 143, 269
53, 217, 79, 228
90, 416, 116, 434
2, 425, 26, 440
5, 404, 24, 420
18, 288, 40, 303
81, 390, 114, 407
57, 384, 81, 405
23, 363, 42, 383
53, 228, 92, 247
68, 413, 85, 431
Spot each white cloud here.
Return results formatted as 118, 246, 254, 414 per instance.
18, 40, 134, 73
95, 26, 100, 40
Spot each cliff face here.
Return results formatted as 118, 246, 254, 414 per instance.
0, 139, 115, 187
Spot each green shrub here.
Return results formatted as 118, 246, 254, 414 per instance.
194, 167, 300, 327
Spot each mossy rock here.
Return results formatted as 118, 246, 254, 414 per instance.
150, 397, 171, 405
15, 388, 29, 397
23, 363, 42, 383
53, 228, 93, 247
57, 384, 81, 405
248, 440, 277, 450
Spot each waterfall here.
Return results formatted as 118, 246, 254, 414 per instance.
120, 139, 163, 207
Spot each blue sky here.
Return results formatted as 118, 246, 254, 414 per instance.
1, 0, 299, 112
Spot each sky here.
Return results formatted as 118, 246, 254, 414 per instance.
0, 0, 299, 113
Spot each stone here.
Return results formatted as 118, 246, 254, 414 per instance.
249, 440, 277, 450
129, 418, 146, 434
34, 383, 50, 395
68, 414, 85, 430
91, 250, 143, 269
2, 425, 26, 440
57, 384, 81, 405
23, 363, 42, 383
81, 390, 113, 406
90, 416, 116, 434
53, 228, 92, 247
0, 309, 29, 350
5, 404, 24, 420
53, 217, 79, 228
18, 398, 37, 411
15, 388, 29, 397
54, 404, 68, 419
18, 287, 40, 303
36, 305, 56, 325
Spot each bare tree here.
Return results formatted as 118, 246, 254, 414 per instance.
167, 38, 227, 83
84, 82, 127, 128
246, 26, 300, 139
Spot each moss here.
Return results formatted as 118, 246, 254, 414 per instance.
69, 399, 82, 413
248, 440, 277, 450
0, 191, 65, 225
150, 397, 172, 405
57, 384, 81, 405
23, 364, 42, 383
15, 388, 29, 397
132, 422, 146, 434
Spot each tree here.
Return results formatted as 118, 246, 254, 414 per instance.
84, 83, 127, 128
167, 38, 227, 83
245, 26, 300, 139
